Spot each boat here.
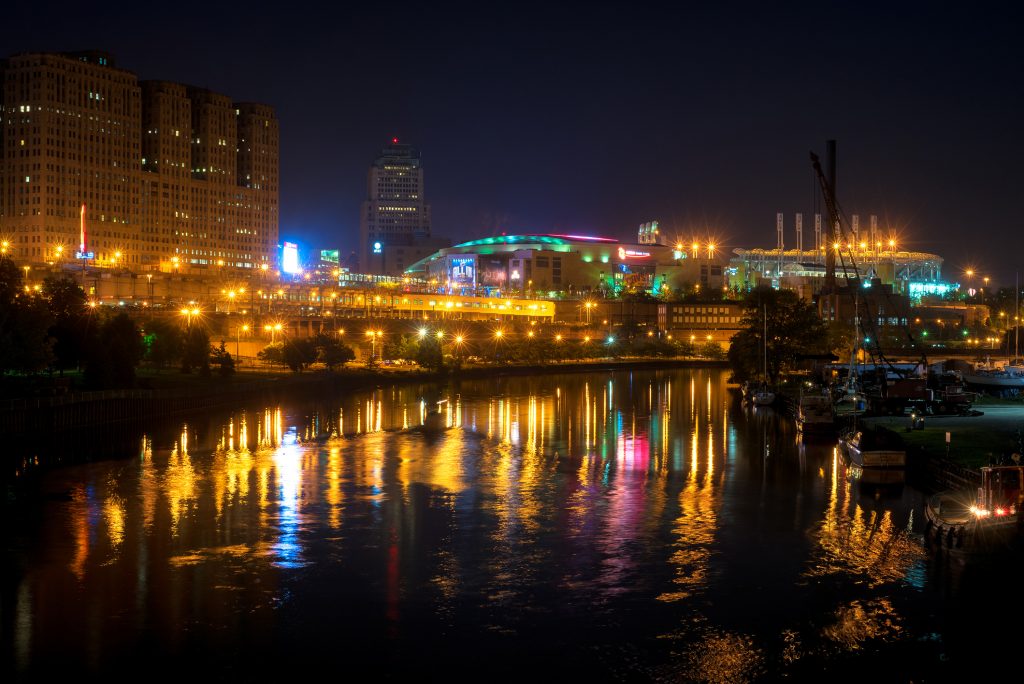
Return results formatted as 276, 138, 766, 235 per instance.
962, 357, 1024, 391
924, 465, 1024, 554
849, 463, 905, 487
796, 390, 834, 434
838, 425, 906, 468
833, 343, 867, 417
833, 381, 868, 416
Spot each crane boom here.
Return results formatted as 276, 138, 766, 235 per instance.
809, 148, 926, 378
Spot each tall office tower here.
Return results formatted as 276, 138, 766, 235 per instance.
1, 51, 278, 272
0, 52, 141, 265
235, 103, 278, 267
359, 140, 440, 275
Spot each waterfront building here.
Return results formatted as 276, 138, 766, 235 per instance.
0, 51, 278, 272
406, 228, 729, 297
359, 139, 446, 275
729, 244, 949, 302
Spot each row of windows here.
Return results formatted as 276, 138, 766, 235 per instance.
671, 315, 742, 325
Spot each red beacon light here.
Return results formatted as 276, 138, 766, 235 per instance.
392, 137, 399, 144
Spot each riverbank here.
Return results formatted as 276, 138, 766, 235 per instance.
1, 356, 728, 435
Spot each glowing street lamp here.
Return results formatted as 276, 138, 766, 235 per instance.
181, 305, 201, 327
236, 323, 250, 358
365, 329, 383, 363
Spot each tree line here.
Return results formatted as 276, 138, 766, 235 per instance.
0, 259, 245, 391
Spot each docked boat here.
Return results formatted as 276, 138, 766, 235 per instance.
838, 426, 906, 468
962, 361, 1024, 391
796, 391, 834, 434
924, 465, 1024, 554
833, 383, 868, 417
752, 385, 776, 407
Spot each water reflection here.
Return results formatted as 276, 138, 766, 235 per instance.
3, 369, 952, 677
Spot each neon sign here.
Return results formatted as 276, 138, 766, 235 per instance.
618, 247, 650, 259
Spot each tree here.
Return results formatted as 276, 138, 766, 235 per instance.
282, 337, 318, 372
0, 295, 54, 376
181, 326, 211, 375
84, 312, 143, 388
698, 341, 726, 360
210, 340, 236, 376
0, 257, 23, 308
43, 277, 90, 374
727, 286, 828, 384
414, 335, 444, 371
258, 342, 285, 366
144, 318, 184, 370
317, 335, 355, 369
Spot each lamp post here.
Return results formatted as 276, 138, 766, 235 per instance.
181, 305, 200, 328
236, 323, 249, 359
263, 322, 283, 344
365, 329, 383, 364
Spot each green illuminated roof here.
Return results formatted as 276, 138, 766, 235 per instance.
454, 235, 571, 248
453, 234, 618, 248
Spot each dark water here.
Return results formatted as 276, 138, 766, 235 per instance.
1, 368, 1020, 680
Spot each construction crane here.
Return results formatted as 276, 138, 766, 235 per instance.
809, 147, 927, 382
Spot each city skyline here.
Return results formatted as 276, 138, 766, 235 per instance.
4, 3, 1023, 283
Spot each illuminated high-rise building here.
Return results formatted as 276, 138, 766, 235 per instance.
359, 139, 444, 275
0, 51, 277, 271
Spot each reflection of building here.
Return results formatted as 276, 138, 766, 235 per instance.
407, 232, 728, 296
358, 140, 448, 275
0, 51, 278, 271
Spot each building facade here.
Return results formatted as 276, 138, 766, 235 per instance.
358, 140, 441, 275
0, 51, 277, 271
407, 232, 729, 297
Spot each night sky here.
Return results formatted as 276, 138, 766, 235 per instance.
8, 3, 1023, 283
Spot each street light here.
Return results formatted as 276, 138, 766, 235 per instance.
181, 306, 201, 327
263, 322, 283, 344
366, 329, 383, 363
236, 323, 249, 359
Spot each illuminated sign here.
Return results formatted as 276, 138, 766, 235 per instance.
450, 257, 475, 285
618, 247, 650, 259
372, 241, 383, 254
75, 251, 94, 259
320, 249, 339, 264
282, 242, 300, 274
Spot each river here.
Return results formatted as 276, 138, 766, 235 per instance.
2, 367, 1019, 680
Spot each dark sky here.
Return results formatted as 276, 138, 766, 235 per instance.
8, 2, 1023, 283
